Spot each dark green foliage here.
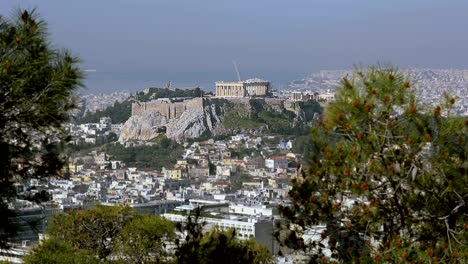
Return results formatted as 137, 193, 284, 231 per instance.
46, 205, 136, 260
223, 100, 263, 131
223, 112, 263, 130
279, 66, 468, 262
291, 135, 313, 158
138, 87, 203, 102
76, 100, 132, 124
256, 110, 296, 134
26, 205, 174, 263
114, 214, 175, 264
223, 99, 315, 135
195, 229, 273, 264
249, 99, 267, 113
0, 9, 82, 248
24, 239, 99, 264
103, 138, 183, 169
239, 147, 256, 157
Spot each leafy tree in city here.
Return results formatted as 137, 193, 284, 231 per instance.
46, 205, 136, 260
115, 214, 175, 264
24, 239, 99, 264
278, 66, 468, 262
0, 9, 82, 247
27, 205, 177, 263
175, 208, 273, 264
195, 228, 272, 264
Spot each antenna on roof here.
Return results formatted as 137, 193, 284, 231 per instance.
232, 60, 241, 82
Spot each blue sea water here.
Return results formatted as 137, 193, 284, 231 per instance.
80, 70, 303, 95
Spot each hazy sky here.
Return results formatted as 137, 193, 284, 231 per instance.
2, 0, 468, 91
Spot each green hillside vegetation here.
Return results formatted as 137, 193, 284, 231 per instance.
103, 136, 184, 169
223, 111, 263, 130
77, 100, 132, 124
67, 133, 119, 155
66, 135, 181, 170
257, 110, 295, 133
223, 99, 318, 135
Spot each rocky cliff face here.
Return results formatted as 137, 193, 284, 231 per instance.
119, 102, 227, 142
119, 98, 321, 142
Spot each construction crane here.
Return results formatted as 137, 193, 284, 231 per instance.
232, 60, 241, 82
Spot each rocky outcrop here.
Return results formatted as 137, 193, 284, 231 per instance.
119, 102, 227, 142
119, 98, 322, 142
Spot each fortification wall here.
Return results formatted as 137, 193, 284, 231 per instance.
131, 97, 204, 119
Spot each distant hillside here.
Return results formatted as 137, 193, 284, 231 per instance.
222, 98, 322, 135
79, 92, 130, 116
76, 100, 132, 124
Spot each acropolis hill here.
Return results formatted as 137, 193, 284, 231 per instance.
131, 97, 204, 119
119, 97, 322, 142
